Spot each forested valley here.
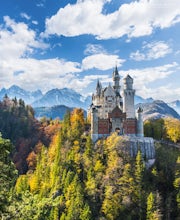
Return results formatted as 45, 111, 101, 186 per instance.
1, 96, 180, 220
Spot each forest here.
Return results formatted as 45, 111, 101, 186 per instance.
1, 96, 180, 220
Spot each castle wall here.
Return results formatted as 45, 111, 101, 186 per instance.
124, 118, 137, 135
98, 119, 109, 134
122, 136, 155, 160
101, 86, 117, 118
111, 118, 123, 134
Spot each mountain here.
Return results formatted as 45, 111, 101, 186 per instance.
32, 88, 91, 109
32, 90, 154, 110
134, 95, 153, 105
34, 105, 73, 120
34, 105, 87, 120
168, 100, 180, 115
0, 85, 43, 104
1, 85, 179, 121
136, 100, 180, 121
0, 85, 91, 110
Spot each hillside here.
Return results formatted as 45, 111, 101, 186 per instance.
34, 105, 73, 119
2, 120, 180, 219
0, 96, 60, 173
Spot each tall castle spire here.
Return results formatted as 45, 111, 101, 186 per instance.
96, 79, 102, 96
113, 66, 120, 95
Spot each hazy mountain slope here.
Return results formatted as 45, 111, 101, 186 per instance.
134, 95, 153, 105
136, 100, 180, 121
34, 105, 73, 120
168, 100, 180, 115
32, 88, 91, 109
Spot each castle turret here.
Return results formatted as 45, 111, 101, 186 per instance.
113, 66, 120, 95
91, 107, 99, 142
137, 107, 144, 137
123, 75, 135, 118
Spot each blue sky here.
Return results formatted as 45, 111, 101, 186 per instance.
0, 0, 180, 102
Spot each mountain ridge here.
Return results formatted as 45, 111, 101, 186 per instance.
0, 85, 179, 120
136, 100, 180, 121
0, 85, 43, 104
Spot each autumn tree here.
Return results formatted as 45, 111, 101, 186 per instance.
70, 108, 85, 141
164, 118, 180, 143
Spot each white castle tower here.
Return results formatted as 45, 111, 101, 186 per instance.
123, 75, 135, 118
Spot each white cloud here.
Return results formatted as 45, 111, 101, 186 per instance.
44, 0, 180, 39
130, 50, 146, 61
36, 1, 45, 8
120, 62, 179, 101
149, 86, 180, 103
32, 20, 38, 25
84, 44, 106, 55
82, 53, 125, 70
20, 13, 31, 20
0, 16, 118, 94
0, 17, 82, 92
0, 16, 48, 60
120, 62, 178, 85
0, 57, 81, 91
130, 41, 172, 61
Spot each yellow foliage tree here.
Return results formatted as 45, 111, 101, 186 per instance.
15, 175, 29, 194
164, 118, 180, 143
70, 108, 85, 140
29, 174, 39, 193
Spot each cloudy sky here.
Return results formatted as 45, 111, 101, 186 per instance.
0, 0, 180, 102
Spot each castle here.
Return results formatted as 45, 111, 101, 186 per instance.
89, 66, 144, 142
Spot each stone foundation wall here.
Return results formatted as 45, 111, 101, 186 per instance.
124, 136, 155, 159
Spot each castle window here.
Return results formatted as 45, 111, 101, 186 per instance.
107, 96, 113, 102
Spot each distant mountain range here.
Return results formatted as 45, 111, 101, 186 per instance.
0, 85, 91, 109
136, 100, 180, 121
0, 85, 43, 104
0, 85, 179, 121
32, 88, 91, 109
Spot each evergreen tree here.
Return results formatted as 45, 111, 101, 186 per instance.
134, 150, 145, 220
174, 156, 180, 216
0, 134, 17, 218
146, 192, 162, 220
